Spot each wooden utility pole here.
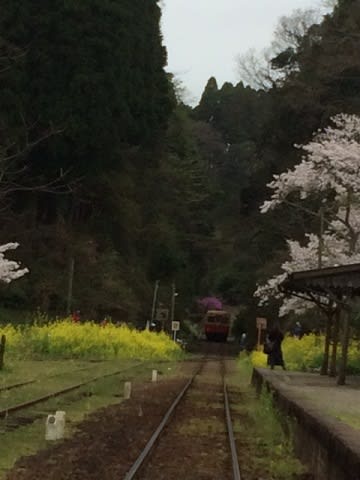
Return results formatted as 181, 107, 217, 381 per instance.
66, 256, 75, 316
170, 282, 179, 336
318, 206, 324, 269
148, 280, 159, 330
170, 282, 176, 325
0, 335, 6, 370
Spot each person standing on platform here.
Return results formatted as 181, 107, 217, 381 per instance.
293, 321, 303, 339
265, 323, 286, 370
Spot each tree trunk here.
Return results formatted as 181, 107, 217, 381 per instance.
329, 308, 340, 377
338, 310, 351, 386
0, 335, 6, 370
66, 256, 75, 316
320, 311, 333, 375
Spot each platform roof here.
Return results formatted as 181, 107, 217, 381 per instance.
280, 263, 360, 297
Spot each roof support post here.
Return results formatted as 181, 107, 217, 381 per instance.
337, 308, 351, 385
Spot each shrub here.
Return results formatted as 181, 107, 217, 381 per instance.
250, 334, 360, 373
1, 320, 182, 361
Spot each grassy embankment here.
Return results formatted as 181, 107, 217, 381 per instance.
227, 356, 308, 480
250, 335, 360, 431
0, 320, 183, 478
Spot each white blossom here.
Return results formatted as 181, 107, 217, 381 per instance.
256, 114, 360, 316
261, 114, 360, 212
0, 243, 28, 284
255, 233, 360, 316
255, 232, 360, 315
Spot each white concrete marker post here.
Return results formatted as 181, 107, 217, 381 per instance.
45, 414, 57, 441
124, 381, 132, 399
152, 369, 158, 382
45, 411, 66, 441
55, 411, 66, 439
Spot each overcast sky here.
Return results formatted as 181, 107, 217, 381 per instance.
161, 0, 327, 104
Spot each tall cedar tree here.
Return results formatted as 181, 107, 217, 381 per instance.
0, 0, 175, 317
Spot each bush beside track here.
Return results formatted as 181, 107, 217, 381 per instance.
250, 334, 360, 373
1, 321, 182, 361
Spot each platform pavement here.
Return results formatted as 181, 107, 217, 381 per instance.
253, 367, 360, 480
256, 367, 360, 430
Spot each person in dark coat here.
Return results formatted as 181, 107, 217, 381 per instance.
293, 321, 303, 339
266, 324, 286, 370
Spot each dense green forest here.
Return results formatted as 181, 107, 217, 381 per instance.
0, 0, 359, 335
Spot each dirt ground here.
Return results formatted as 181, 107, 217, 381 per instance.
5, 359, 312, 480
5, 376, 191, 480
138, 359, 233, 480
5, 360, 235, 480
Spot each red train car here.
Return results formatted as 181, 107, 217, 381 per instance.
204, 310, 230, 342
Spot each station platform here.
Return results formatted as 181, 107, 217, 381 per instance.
252, 368, 360, 480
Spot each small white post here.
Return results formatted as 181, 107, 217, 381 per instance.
45, 411, 66, 441
124, 381, 132, 399
45, 414, 57, 441
152, 370, 158, 382
55, 411, 66, 439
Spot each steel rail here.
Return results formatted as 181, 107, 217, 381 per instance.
124, 364, 203, 480
0, 379, 34, 393
224, 382, 241, 480
0, 364, 103, 393
0, 362, 144, 418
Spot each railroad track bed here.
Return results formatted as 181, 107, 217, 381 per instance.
125, 358, 239, 480
5, 375, 192, 480
3, 358, 312, 480
0, 362, 148, 432
3, 359, 240, 480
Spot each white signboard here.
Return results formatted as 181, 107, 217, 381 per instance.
256, 317, 267, 330
171, 321, 180, 332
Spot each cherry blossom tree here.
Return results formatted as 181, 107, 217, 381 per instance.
258, 114, 360, 303
256, 114, 360, 381
0, 243, 28, 283
255, 232, 360, 316
261, 114, 360, 218
0, 242, 27, 370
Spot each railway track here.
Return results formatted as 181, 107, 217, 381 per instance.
0, 364, 110, 394
124, 357, 241, 480
0, 362, 145, 429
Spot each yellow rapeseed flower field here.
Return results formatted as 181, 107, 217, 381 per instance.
1, 320, 182, 361
250, 334, 360, 373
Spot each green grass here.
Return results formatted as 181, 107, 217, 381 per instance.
330, 412, 360, 429
0, 359, 141, 409
227, 355, 307, 480
0, 359, 179, 478
177, 417, 226, 435
0, 359, 100, 386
